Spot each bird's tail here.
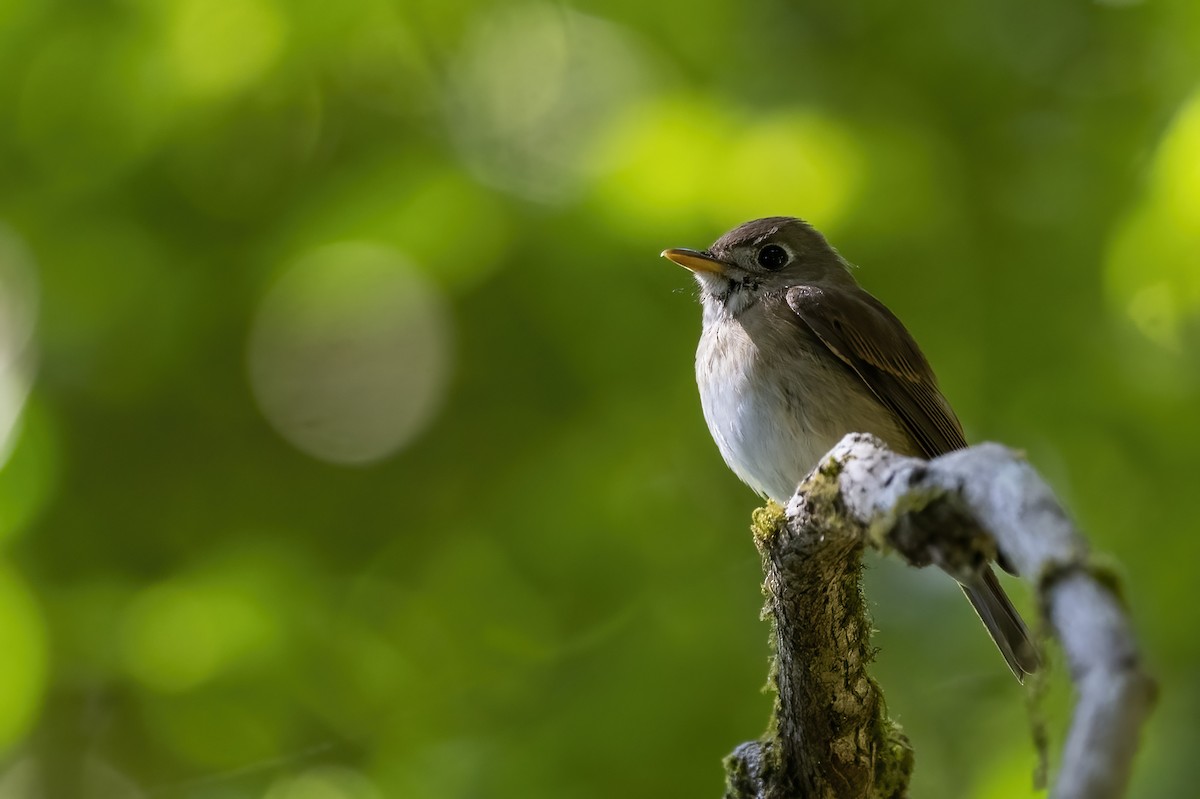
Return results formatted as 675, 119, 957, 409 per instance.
960, 567, 1041, 682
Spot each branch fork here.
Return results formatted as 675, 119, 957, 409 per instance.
724, 434, 1155, 799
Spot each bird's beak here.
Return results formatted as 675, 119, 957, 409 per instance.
661, 248, 728, 275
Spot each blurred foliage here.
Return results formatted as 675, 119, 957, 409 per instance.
0, 0, 1198, 796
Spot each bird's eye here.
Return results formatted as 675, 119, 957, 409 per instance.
756, 244, 789, 270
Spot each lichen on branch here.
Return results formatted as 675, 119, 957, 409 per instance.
723, 434, 1154, 799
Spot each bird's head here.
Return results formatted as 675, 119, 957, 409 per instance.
662, 217, 851, 316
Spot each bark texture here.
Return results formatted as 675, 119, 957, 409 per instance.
724, 434, 1154, 799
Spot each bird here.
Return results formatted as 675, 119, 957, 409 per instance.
662, 216, 1039, 681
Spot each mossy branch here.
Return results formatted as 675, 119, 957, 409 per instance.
723, 434, 1154, 799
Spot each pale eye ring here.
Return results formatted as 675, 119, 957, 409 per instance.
756, 244, 789, 270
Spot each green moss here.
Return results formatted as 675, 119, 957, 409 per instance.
1036, 552, 1126, 614
721, 745, 754, 798
874, 718, 915, 799
746, 496, 914, 799
816, 454, 846, 480
867, 487, 939, 551
750, 501, 786, 548
1026, 662, 1050, 791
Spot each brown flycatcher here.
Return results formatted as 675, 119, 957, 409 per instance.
663, 216, 1039, 681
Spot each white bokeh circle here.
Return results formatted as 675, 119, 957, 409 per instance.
248, 242, 452, 465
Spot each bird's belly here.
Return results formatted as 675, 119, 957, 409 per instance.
696, 322, 908, 504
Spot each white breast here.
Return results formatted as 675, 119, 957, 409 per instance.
695, 303, 910, 504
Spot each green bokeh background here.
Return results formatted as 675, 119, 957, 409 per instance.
1, 0, 1198, 796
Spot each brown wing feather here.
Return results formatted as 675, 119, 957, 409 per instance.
787, 286, 1037, 678
785, 284, 967, 458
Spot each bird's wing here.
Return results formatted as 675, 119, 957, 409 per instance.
785, 284, 967, 458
